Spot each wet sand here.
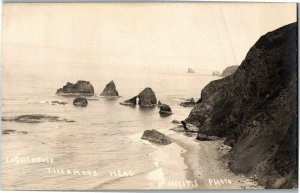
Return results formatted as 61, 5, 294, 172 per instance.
167, 130, 264, 189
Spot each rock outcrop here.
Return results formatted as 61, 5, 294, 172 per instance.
120, 88, 157, 107
184, 23, 298, 188
212, 71, 221, 76
159, 104, 172, 116
73, 97, 88, 107
158, 100, 162, 107
56, 81, 94, 95
220, 65, 239, 77
141, 129, 171, 145
2, 114, 74, 123
120, 96, 137, 106
100, 80, 119, 97
180, 98, 196, 107
187, 68, 195, 73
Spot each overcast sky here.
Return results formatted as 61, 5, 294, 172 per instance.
2, 3, 297, 77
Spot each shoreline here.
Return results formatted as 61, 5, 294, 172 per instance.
167, 130, 264, 189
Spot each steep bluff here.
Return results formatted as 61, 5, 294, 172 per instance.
184, 23, 298, 188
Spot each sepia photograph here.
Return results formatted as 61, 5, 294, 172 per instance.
1, 2, 298, 190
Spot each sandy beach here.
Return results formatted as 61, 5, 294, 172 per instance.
165, 129, 264, 189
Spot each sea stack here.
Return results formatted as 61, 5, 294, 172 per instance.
120, 87, 157, 107
184, 23, 297, 188
220, 65, 239, 77
100, 80, 119, 97
56, 80, 94, 95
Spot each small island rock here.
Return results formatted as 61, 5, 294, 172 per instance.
120, 87, 157, 107
100, 80, 119, 97
159, 104, 172, 116
73, 97, 88, 107
56, 80, 94, 95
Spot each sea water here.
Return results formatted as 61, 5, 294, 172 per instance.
1, 66, 219, 190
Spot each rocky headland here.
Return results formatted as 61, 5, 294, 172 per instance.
183, 22, 298, 188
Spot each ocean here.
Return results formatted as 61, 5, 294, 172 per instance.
1, 67, 219, 190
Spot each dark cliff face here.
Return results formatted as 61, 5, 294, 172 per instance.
184, 22, 298, 188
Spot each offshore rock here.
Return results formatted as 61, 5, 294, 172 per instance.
100, 80, 119, 97
56, 80, 94, 95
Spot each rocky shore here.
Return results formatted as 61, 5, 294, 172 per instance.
183, 22, 298, 188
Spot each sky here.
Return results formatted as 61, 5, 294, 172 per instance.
2, 3, 297, 78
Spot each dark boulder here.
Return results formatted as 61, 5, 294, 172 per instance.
220, 65, 239, 77
180, 98, 196, 107
184, 23, 298, 188
100, 80, 119, 97
56, 80, 94, 95
141, 129, 171, 145
159, 104, 172, 116
73, 97, 88, 107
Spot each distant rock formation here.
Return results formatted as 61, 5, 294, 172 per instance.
187, 68, 195, 73
100, 80, 119, 97
56, 80, 94, 95
184, 23, 298, 188
120, 88, 157, 107
220, 65, 239, 77
212, 71, 221, 76
180, 98, 196, 107
73, 97, 88, 107
2, 114, 74, 123
141, 129, 171, 145
159, 104, 172, 116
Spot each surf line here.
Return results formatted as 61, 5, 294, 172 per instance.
45, 167, 98, 176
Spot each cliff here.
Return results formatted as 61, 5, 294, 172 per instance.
184, 23, 298, 188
